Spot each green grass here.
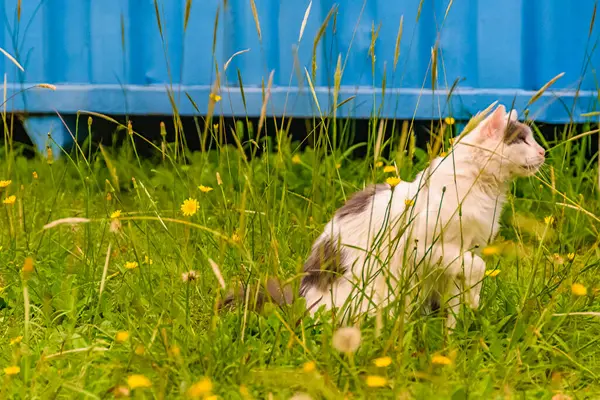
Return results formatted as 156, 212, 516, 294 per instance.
0, 116, 600, 399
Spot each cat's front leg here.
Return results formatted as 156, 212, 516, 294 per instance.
430, 246, 486, 328
463, 253, 486, 309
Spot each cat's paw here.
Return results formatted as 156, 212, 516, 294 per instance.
465, 255, 486, 309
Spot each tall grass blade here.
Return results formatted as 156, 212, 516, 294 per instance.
527, 72, 564, 106
393, 16, 404, 70
184, 0, 193, 32
249, 0, 262, 40
224, 48, 250, 72
590, 2, 597, 37
0, 47, 24, 72
153, 0, 163, 37
298, 1, 312, 42
312, 6, 336, 81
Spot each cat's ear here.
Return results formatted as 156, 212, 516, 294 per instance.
480, 104, 507, 138
506, 109, 518, 122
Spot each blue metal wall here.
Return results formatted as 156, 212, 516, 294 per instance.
1, 1, 600, 149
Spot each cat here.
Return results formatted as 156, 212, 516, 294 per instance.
300, 104, 546, 328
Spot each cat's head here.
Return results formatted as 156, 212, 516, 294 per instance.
461, 104, 546, 181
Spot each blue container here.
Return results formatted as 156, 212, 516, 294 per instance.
1, 0, 599, 152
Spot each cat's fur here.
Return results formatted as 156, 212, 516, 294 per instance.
300, 105, 545, 327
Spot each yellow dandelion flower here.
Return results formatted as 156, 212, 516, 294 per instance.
115, 331, 130, 343
3, 366, 20, 375
373, 356, 392, 367
239, 385, 250, 398
444, 117, 455, 125
205, 396, 217, 400
571, 283, 587, 296
440, 151, 447, 157
332, 326, 361, 353
383, 166, 396, 173
127, 374, 152, 389
135, 344, 145, 355
386, 177, 401, 187
125, 261, 138, 270
0, 180, 12, 188
485, 269, 501, 278
10, 336, 23, 345
170, 345, 181, 357
210, 93, 222, 102
213, 123, 219, 131
110, 210, 122, 219
3, 195, 16, 205
198, 185, 213, 193
187, 377, 213, 398
404, 199, 415, 207
181, 198, 199, 216
32, 172, 38, 179
567, 253, 575, 262
431, 355, 452, 365
22, 257, 34, 273
365, 375, 387, 388
544, 215, 555, 225
302, 361, 316, 373
375, 161, 383, 168
292, 154, 301, 164
481, 246, 500, 256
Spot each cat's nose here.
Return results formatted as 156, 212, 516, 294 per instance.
538, 147, 545, 157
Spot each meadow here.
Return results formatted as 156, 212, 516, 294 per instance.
0, 107, 599, 399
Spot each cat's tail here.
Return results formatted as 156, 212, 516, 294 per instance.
218, 276, 295, 311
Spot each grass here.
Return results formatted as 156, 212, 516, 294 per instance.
0, 114, 599, 399
2, 1, 600, 398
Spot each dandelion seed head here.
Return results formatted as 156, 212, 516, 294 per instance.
182, 270, 199, 283
332, 326, 361, 353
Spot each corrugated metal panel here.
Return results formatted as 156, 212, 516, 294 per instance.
1, 0, 599, 128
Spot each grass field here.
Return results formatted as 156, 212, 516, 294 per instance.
1, 112, 600, 399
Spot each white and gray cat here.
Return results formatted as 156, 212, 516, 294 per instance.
300, 104, 545, 327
